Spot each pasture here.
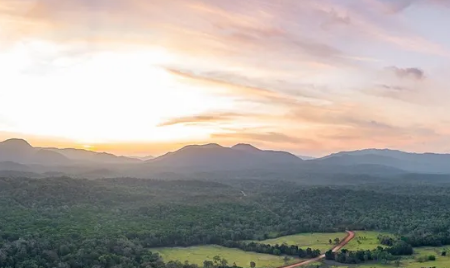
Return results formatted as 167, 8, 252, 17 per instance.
343, 231, 390, 251
154, 245, 300, 268
327, 246, 450, 267
257, 232, 347, 253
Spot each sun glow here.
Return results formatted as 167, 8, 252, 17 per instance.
0, 41, 235, 144
82, 144, 92, 150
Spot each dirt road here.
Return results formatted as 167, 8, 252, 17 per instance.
279, 231, 355, 268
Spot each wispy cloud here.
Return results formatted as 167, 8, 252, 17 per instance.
158, 112, 244, 127
376, 84, 407, 91
165, 68, 296, 105
212, 131, 316, 145
1, 0, 450, 155
387, 66, 425, 80
368, 0, 450, 14
165, 67, 332, 107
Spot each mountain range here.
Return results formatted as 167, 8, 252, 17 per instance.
0, 139, 70, 166
0, 139, 140, 165
316, 149, 450, 174
1, 138, 450, 177
147, 143, 301, 171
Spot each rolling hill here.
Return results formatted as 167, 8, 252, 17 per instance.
0, 139, 69, 165
0, 138, 141, 166
1, 138, 450, 177
314, 149, 450, 174
147, 143, 302, 171
0, 138, 141, 177
44, 147, 141, 164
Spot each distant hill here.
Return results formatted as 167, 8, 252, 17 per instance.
44, 148, 141, 164
0, 138, 142, 166
0, 139, 34, 163
314, 149, 450, 174
0, 139, 69, 165
232, 143, 300, 162
0, 138, 145, 177
147, 143, 302, 171
130, 155, 154, 161
3, 138, 450, 177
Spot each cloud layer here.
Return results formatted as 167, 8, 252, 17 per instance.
1, 0, 450, 156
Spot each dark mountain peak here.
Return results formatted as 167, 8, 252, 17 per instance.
179, 143, 223, 151
317, 148, 450, 174
0, 138, 33, 149
0, 139, 72, 165
148, 142, 302, 172
202, 143, 223, 149
355, 148, 401, 154
324, 148, 402, 159
232, 143, 262, 152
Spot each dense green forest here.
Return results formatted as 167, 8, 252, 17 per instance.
325, 240, 413, 264
2, 176, 450, 267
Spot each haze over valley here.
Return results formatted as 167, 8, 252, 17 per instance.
4, 138, 450, 179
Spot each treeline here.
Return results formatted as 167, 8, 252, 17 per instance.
325, 248, 396, 264
325, 241, 413, 264
402, 233, 450, 247
257, 185, 450, 248
377, 233, 449, 250
0, 236, 242, 268
222, 241, 321, 258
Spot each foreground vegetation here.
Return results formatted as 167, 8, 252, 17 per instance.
3, 176, 450, 267
154, 233, 346, 268
327, 246, 450, 267
256, 232, 347, 253
154, 245, 298, 268
344, 231, 389, 251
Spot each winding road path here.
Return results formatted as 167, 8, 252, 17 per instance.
279, 231, 355, 268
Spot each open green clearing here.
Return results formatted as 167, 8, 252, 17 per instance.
399, 246, 450, 268
154, 245, 300, 268
257, 232, 347, 253
154, 233, 350, 268
343, 231, 391, 251
326, 246, 450, 268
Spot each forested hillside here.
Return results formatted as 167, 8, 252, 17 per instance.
1, 176, 450, 267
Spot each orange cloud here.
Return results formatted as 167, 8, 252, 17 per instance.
165, 68, 299, 106
158, 112, 245, 127
1, 0, 450, 157
211, 131, 318, 145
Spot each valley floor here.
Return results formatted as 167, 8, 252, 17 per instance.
153, 232, 348, 268
154, 245, 301, 268
343, 231, 390, 251
256, 232, 347, 253
155, 231, 450, 268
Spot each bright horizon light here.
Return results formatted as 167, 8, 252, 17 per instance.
0, 42, 241, 144
1, 0, 450, 156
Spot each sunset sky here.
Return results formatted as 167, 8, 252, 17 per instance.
1, 0, 450, 157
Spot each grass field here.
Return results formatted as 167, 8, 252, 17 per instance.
256, 232, 347, 252
327, 246, 450, 267
397, 246, 450, 268
153, 245, 300, 268
343, 231, 390, 251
